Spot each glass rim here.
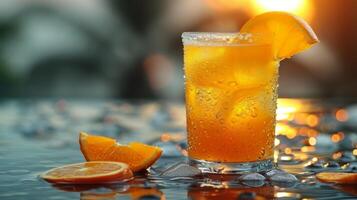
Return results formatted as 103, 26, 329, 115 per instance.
181, 32, 269, 46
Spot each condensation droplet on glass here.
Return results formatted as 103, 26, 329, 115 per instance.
228, 81, 238, 87
250, 107, 258, 118
260, 149, 266, 156
216, 112, 222, 119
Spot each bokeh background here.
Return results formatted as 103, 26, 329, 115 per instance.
0, 0, 356, 99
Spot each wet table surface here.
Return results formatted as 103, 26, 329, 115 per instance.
0, 99, 356, 200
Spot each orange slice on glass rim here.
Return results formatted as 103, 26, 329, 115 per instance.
40, 161, 133, 184
241, 11, 319, 59
79, 132, 162, 172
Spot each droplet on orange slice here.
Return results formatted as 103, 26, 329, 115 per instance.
40, 161, 133, 184
79, 132, 162, 172
316, 172, 357, 184
241, 11, 319, 60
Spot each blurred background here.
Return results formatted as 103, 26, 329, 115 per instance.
0, 0, 356, 99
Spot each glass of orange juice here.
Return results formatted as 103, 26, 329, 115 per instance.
182, 32, 278, 173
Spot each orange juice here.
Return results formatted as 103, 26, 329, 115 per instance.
183, 33, 278, 164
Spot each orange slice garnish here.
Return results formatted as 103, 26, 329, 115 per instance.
241, 11, 319, 59
40, 161, 133, 184
316, 172, 357, 184
79, 132, 162, 172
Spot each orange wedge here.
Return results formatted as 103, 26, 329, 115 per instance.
40, 161, 133, 184
316, 172, 357, 184
79, 132, 162, 172
241, 11, 319, 59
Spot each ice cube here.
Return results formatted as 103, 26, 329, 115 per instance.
241, 180, 265, 187
239, 173, 266, 181
269, 172, 298, 182
265, 169, 285, 177
217, 87, 262, 122
153, 142, 182, 157
160, 162, 201, 177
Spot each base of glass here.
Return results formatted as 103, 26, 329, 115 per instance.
189, 158, 275, 174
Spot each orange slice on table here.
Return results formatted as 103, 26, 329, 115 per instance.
241, 11, 319, 59
316, 172, 357, 184
79, 132, 162, 172
40, 161, 133, 184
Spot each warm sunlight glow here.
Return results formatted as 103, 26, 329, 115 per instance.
301, 146, 315, 153
255, 0, 303, 12
306, 114, 319, 127
274, 138, 280, 146
252, 0, 313, 21
204, 0, 247, 12
284, 147, 292, 154
308, 137, 317, 146
353, 149, 357, 156
331, 132, 345, 143
276, 123, 297, 139
332, 152, 342, 160
335, 109, 349, 122
277, 99, 303, 121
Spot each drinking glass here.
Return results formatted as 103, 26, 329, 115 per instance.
182, 32, 278, 173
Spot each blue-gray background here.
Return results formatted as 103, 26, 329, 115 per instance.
0, 0, 356, 99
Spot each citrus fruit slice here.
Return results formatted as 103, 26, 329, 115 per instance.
316, 172, 357, 184
79, 132, 162, 172
241, 11, 319, 59
128, 142, 164, 171
40, 161, 133, 184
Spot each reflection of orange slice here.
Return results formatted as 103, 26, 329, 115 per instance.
79, 132, 162, 172
41, 161, 133, 184
188, 186, 274, 200
122, 187, 166, 200
316, 172, 357, 184
241, 11, 319, 59
53, 184, 101, 192
80, 192, 117, 200
333, 185, 357, 196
